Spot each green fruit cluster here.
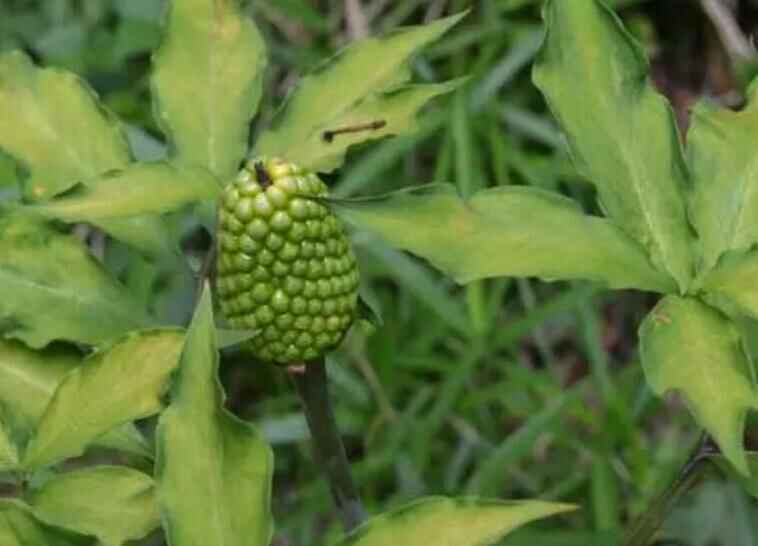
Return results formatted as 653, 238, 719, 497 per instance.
216, 157, 359, 364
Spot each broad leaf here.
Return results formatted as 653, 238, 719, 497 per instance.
334, 497, 574, 546
0, 499, 93, 546
28, 466, 160, 546
0, 52, 169, 257
28, 162, 220, 223
533, 0, 693, 290
0, 51, 130, 200
254, 13, 465, 173
688, 88, 758, 271
699, 249, 758, 320
156, 286, 273, 546
23, 329, 184, 469
151, 0, 267, 180
326, 185, 675, 293
0, 212, 154, 348
0, 340, 151, 463
639, 296, 758, 474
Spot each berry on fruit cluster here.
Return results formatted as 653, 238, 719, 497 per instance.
216, 157, 359, 364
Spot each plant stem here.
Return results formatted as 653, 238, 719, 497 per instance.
622, 433, 716, 546
289, 358, 367, 532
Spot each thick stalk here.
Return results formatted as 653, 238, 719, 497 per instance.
289, 358, 367, 532
622, 434, 716, 546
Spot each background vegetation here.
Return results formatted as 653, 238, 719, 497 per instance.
3, 1, 758, 544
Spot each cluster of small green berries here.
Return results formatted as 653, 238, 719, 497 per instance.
216, 157, 359, 364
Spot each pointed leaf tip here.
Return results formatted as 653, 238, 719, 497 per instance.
533, 0, 693, 291
325, 184, 675, 292
335, 497, 575, 546
255, 13, 466, 173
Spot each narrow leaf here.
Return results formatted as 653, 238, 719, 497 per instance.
254, 13, 465, 173
0, 211, 154, 348
639, 296, 758, 474
533, 0, 693, 290
28, 162, 220, 223
0, 340, 151, 462
156, 286, 273, 546
700, 249, 758, 320
151, 0, 267, 180
28, 466, 160, 546
23, 329, 185, 469
334, 497, 574, 546
0, 499, 93, 546
688, 88, 758, 271
0, 51, 130, 199
327, 184, 675, 293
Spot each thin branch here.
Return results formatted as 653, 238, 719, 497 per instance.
699, 0, 755, 61
289, 359, 367, 532
345, 0, 370, 40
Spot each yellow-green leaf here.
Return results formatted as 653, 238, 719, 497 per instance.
700, 249, 758, 320
254, 13, 465, 173
334, 497, 575, 546
327, 184, 675, 293
28, 162, 220, 223
688, 86, 758, 272
0, 51, 173, 258
0, 340, 151, 465
533, 0, 693, 291
0, 212, 154, 348
28, 466, 160, 546
0, 413, 18, 472
0, 51, 130, 200
23, 329, 185, 469
0, 499, 92, 546
156, 286, 273, 546
151, 0, 267, 180
639, 296, 758, 475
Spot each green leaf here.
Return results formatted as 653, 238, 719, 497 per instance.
151, 0, 267, 180
699, 249, 758, 320
688, 88, 758, 272
27, 466, 160, 546
28, 162, 220, 223
254, 13, 465, 173
258, 79, 462, 174
710, 452, 758, 500
639, 296, 758, 475
533, 0, 693, 291
357, 293, 383, 329
0, 499, 93, 546
326, 184, 675, 293
156, 286, 273, 546
23, 329, 185, 469
0, 340, 151, 463
0, 51, 131, 200
0, 212, 154, 348
0, 412, 18, 471
334, 497, 575, 546
97, 214, 179, 260
0, 52, 172, 258
216, 328, 258, 350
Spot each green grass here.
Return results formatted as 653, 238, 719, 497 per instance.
2, 1, 758, 545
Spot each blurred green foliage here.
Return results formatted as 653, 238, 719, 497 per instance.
2, 1, 758, 545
